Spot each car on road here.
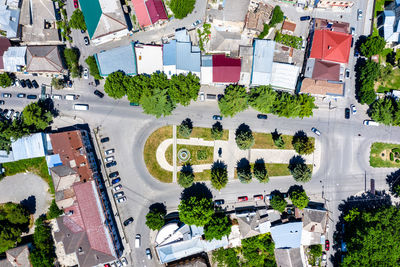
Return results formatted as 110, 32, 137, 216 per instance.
73, 0, 78, 8
6, 109, 13, 119
146, 248, 152, 260
300, 16, 311, 21
101, 137, 110, 143
117, 196, 126, 203
20, 79, 26, 88
106, 161, 117, 168
94, 90, 104, 98
363, 120, 379, 126
311, 127, 321, 136
212, 115, 222, 120
109, 171, 119, 178
350, 104, 356, 115
13, 111, 19, 120
2, 93, 11, 98
253, 194, 263, 201
105, 149, 115, 155
357, 9, 363, 21
27, 94, 37, 99
345, 68, 350, 78
113, 185, 122, 192
130, 102, 139, 106
80, 29, 85, 34
83, 68, 89, 79
123, 217, 134, 226
0, 100, 4, 105
325, 240, 330, 251
350, 27, 355, 36
111, 177, 121, 184
257, 114, 268, 119
238, 196, 248, 202
84, 36, 90, 46
214, 199, 225, 206
135, 234, 141, 248
114, 192, 124, 199
192, 20, 202, 27
322, 252, 327, 263
17, 93, 26, 98
344, 108, 350, 119
121, 257, 128, 266
52, 94, 62, 100
105, 156, 115, 163
32, 80, 39, 88
26, 79, 32, 89
67, 80, 73, 88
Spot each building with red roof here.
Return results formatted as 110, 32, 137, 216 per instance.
146, 0, 168, 24
132, 0, 152, 27
212, 54, 241, 83
310, 30, 352, 64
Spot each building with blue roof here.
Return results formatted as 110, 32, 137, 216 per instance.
377, 0, 400, 45
163, 40, 177, 78
95, 42, 137, 77
250, 39, 275, 86
270, 222, 303, 249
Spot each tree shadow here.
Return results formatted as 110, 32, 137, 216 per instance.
288, 155, 306, 172
39, 98, 59, 117
149, 202, 167, 215
288, 184, 304, 195
236, 158, 250, 169
180, 182, 213, 201
212, 121, 223, 133
271, 129, 281, 141
181, 163, 193, 174
181, 118, 193, 130
386, 169, 400, 196
212, 160, 227, 170
293, 130, 307, 139
235, 123, 252, 135
20, 195, 36, 215
270, 189, 283, 197
254, 158, 266, 173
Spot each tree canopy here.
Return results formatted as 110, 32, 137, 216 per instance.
369, 97, 396, 125
22, 102, 53, 131
211, 161, 228, 190
145, 209, 166, 230
253, 161, 269, 183
168, 73, 200, 106
356, 60, 379, 105
46, 200, 63, 220
289, 188, 309, 209
269, 6, 284, 26
290, 163, 312, 183
69, 9, 87, 31
178, 119, 192, 138
270, 194, 287, 213
168, 0, 196, 19
249, 86, 277, 114
204, 213, 232, 240
0, 73, 12, 88
292, 134, 315, 155
85, 56, 102, 80
63, 48, 79, 78
241, 233, 276, 266
218, 85, 248, 117
104, 71, 127, 99
235, 125, 254, 150
29, 217, 56, 267
178, 168, 194, 188
237, 160, 252, 184
178, 196, 214, 226
360, 35, 386, 57
211, 122, 223, 140
140, 88, 175, 118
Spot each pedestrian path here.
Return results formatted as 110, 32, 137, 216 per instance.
172, 125, 177, 183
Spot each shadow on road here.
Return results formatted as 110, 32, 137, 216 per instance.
180, 182, 212, 200
20, 195, 36, 215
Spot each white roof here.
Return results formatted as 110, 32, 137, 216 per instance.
3, 46, 27, 72
251, 39, 275, 86
0, 0, 20, 38
0, 133, 46, 163
135, 44, 163, 75
271, 62, 300, 91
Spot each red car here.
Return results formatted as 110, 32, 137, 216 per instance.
73, 0, 79, 8
325, 240, 330, 251
238, 196, 248, 202
253, 194, 263, 201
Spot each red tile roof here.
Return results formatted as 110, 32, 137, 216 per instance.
312, 59, 340, 81
0, 37, 11, 70
146, 0, 168, 24
64, 203, 85, 232
73, 181, 113, 256
132, 0, 152, 27
310, 30, 352, 64
212, 54, 241, 83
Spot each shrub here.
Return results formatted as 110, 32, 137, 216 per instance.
178, 169, 194, 188
396, 159, 400, 163
197, 150, 207, 160
392, 148, 400, 154
211, 122, 223, 140
270, 194, 287, 213
390, 152, 394, 161
178, 119, 193, 138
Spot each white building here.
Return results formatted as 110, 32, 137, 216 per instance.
135, 44, 163, 75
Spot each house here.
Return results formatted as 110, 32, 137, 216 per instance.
314, 18, 349, 33
95, 42, 137, 77
146, 0, 168, 24
0, 133, 47, 163
26, 46, 64, 74
317, 0, 354, 9
282, 21, 296, 35
250, 39, 275, 86
245, 3, 273, 33
301, 208, 328, 246
0, 37, 11, 71
51, 165, 79, 209
200, 55, 213, 84
300, 78, 344, 97
0, 0, 20, 39
239, 45, 253, 86
135, 44, 163, 75
209, 30, 242, 57
2, 46, 26, 72
235, 208, 271, 239
212, 54, 241, 84
0, 244, 32, 267
309, 30, 352, 64
79, 0, 129, 45
274, 247, 304, 267
378, 0, 400, 47
208, 0, 250, 32
270, 62, 300, 92
132, 0, 152, 28
304, 58, 341, 81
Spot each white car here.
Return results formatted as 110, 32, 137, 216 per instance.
199, 92, 205, 101
105, 156, 115, 163
105, 149, 115, 155
15, 79, 21, 87
115, 260, 122, 267
135, 234, 141, 248
83, 68, 89, 79
350, 104, 356, 115
113, 184, 122, 192
146, 248, 152, 260
363, 120, 379, 126
311, 127, 321, 136
52, 94, 62, 100
121, 257, 128, 266
117, 196, 126, 203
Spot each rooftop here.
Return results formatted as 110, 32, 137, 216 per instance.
310, 30, 352, 64
245, 3, 273, 32
251, 39, 275, 86
26, 46, 64, 73
274, 248, 304, 267
0, 133, 47, 163
209, 30, 242, 57
176, 42, 201, 73
282, 21, 296, 33
135, 44, 163, 74
312, 59, 340, 81
270, 62, 300, 91
0, 0, 20, 38
0, 37, 11, 69
95, 42, 137, 76
0, 244, 31, 267
212, 54, 241, 83
300, 78, 344, 96
132, 0, 151, 27
146, 0, 167, 24
3, 46, 26, 72
270, 222, 303, 249
210, 0, 250, 23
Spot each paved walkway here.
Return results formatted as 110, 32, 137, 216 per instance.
172, 125, 177, 183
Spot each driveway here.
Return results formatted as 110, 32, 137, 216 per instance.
0, 173, 52, 219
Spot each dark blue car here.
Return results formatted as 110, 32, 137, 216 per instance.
111, 177, 121, 184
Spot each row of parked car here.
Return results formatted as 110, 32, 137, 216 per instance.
13, 79, 39, 89
0, 108, 21, 121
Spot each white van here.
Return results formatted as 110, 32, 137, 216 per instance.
65, 94, 76, 100
73, 104, 89, 111
363, 120, 379, 126
135, 234, 141, 248
52, 94, 62, 100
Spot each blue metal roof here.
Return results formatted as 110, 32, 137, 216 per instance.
46, 154, 62, 168
176, 42, 200, 73
163, 40, 176, 66
175, 29, 190, 42
270, 222, 303, 249
251, 39, 275, 86
95, 42, 137, 76
201, 55, 212, 67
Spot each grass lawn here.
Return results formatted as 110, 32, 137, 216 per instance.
194, 169, 211, 181
235, 163, 313, 178
376, 68, 400, 92
370, 142, 400, 167
253, 133, 315, 150
2, 157, 54, 194
167, 145, 214, 166
177, 127, 229, 141
143, 126, 173, 183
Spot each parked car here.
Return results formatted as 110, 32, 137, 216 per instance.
135, 234, 141, 248
2, 93, 11, 98
26, 79, 32, 89
113, 184, 122, 192
300, 16, 311, 21
80, 29, 86, 34
109, 171, 119, 178
13, 111, 19, 120
214, 199, 225, 206
114, 192, 124, 198
345, 68, 350, 78
66, 80, 73, 88
117, 196, 126, 203
350, 104, 356, 115
14, 79, 21, 87
199, 92, 205, 101
120, 257, 128, 266
345, 108, 350, 119
130, 102, 139, 106
105, 156, 115, 163
115, 261, 122, 267
192, 19, 202, 27
17, 93, 26, 98
84, 36, 90, 46
106, 161, 117, 168
111, 177, 121, 184
6, 109, 13, 119
357, 9, 363, 21
83, 68, 89, 79
146, 248, 152, 260
123, 217, 134, 226
311, 127, 321, 136
257, 114, 268, 119
363, 120, 379, 126
74, 0, 78, 8
350, 27, 355, 35
253, 194, 263, 201
20, 79, 26, 88
322, 252, 327, 263
325, 240, 330, 251
52, 94, 62, 100
0, 100, 4, 105
32, 80, 39, 88
212, 115, 223, 120
94, 90, 104, 98
27, 94, 37, 99
238, 196, 248, 202
101, 137, 110, 143
105, 149, 115, 155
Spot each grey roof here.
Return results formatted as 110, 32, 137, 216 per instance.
175, 29, 190, 42
302, 208, 327, 234
251, 39, 275, 86
0, 0, 20, 38
176, 42, 201, 73
0, 244, 31, 267
3, 46, 26, 72
51, 165, 77, 178
210, 30, 241, 56
275, 248, 304, 267
239, 45, 253, 73
95, 42, 137, 76
26, 46, 64, 72
270, 222, 303, 249
211, 0, 250, 22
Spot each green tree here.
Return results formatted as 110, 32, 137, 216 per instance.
289, 188, 309, 209
360, 35, 386, 57
211, 122, 223, 140
0, 224, 23, 253
145, 210, 166, 230
297, 94, 317, 118
204, 213, 232, 240
291, 163, 312, 183
270, 194, 287, 213
2, 203, 29, 225
29, 217, 55, 267
178, 196, 214, 226
22, 102, 53, 131
310, 244, 322, 258
125, 74, 150, 103
218, 85, 248, 117
0, 73, 12, 88
237, 160, 252, 184
63, 48, 79, 78
235, 128, 254, 150
178, 168, 194, 188
272, 129, 285, 149
269, 6, 284, 26
178, 119, 192, 138
51, 77, 64, 90
168, 73, 200, 106
168, 0, 196, 19
292, 135, 315, 155
211, 161, 228, 190
46, 200, 63, 220
253, 161, 269, 183
241, 233, 276, 266
85, 56, 102, 80
369, 97, 395, 125
248, 85, 277, 114
104, 71, 127, 99
212, 247, 239, 267
69, 9, 87, 30
140, 88, 175, 118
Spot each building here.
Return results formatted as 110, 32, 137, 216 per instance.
250, 39, 275, 86
245, 2, 273, 33
26, 46, 64, 74
239, 45, 253, 86
146, 0, 168, 24
378, 0, 400, 47
135, 44, 163, 75
200, 55, 213, 84
316, 0, 354, 9
309, 30, 352, 64
51, 165, 79, 209
95, 42, 137, 77
282, 21, 297, 35
304, 58, 341, 81
208, 0, 250, 32
209, 30, 242, 57
301, 208, 328, 246
212, 54, 241, 84
235, 208, 271, 239
2, 46, 26, 72
0, 0, 20, 39
0, 133, 47, 163
314, 18, 349, 33
132, 0, 151, 28
0, 244, 31, 267
274, 247, 304, 267
270, 62, 300, 91
79, 0, 129, 45
0, 37, 11, 71
300, 78, 344, 97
